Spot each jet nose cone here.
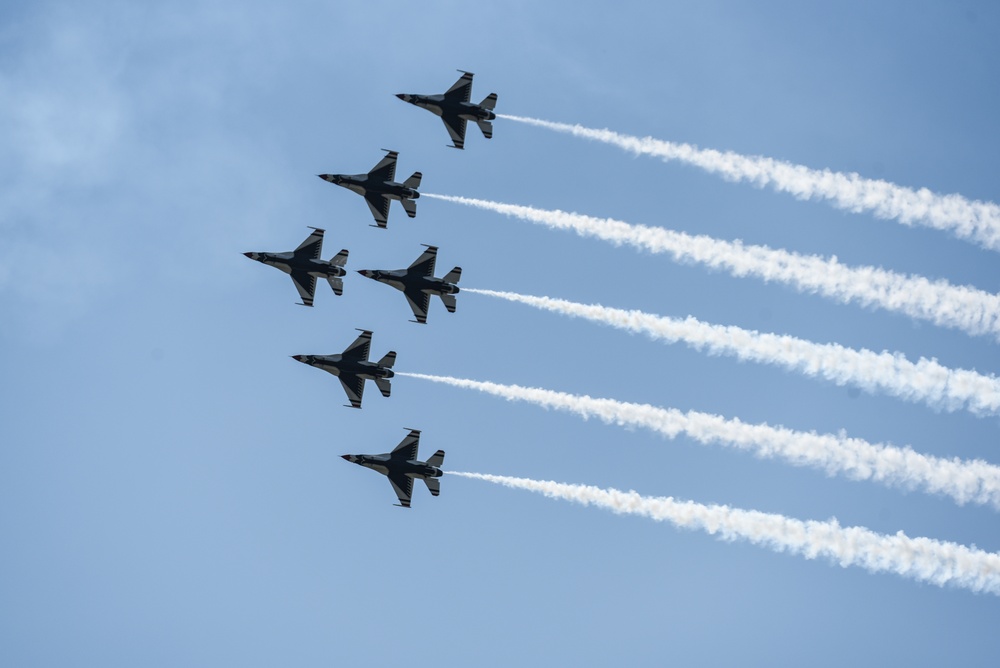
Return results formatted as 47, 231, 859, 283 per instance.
291, 355, 305, 363
357, 269, 373, 278
341, 454, 351, 461
243, 252, 253, 258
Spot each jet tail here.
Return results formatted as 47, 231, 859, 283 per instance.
327, 276, 344, 296
402, 171, 422, 189
475, 119, 493, 140
377, 351, 397, 369
423, 477, 441, 497
442, 267, 462, 284
330, 249, 349, 266
400, 198, 417, 218
480, 93, 497, 111
374, 377, 392, 397
439, 293, 457, 313
425, 449, 445, 468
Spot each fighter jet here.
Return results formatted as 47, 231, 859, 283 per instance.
243, 228, 348, 306
341, 429, 444, 508
318, 150, 421, 229
396, 71, 497, 150
357, 245, 461, 324
291, 329, 395, 409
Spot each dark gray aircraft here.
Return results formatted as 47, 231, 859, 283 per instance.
318, 150, 421, 228
356, 245, 461, 324
342, 429, 444, 508
243, 227, 348, 306
396, 71, 497, 150
291, 329, 395, 409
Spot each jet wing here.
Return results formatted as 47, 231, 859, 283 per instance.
407, 246, 437, 277
290, 270, 318, 307
293, 228, 324, 260
341, 330, 372, 361
387, 472, 413, 508
441, 116, 467, 150
367, 151, 398, 183
444, 71, 473, 103
364, 193, 391, 228
338, 373, 366, 409
390, 429, 421, 461
403, 288, 431, 324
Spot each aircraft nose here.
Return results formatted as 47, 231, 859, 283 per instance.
243, 252, 253, 258
395, 93, 405, 100
341, 454, 351, 460
357, 269, 373, 278
291, 355, 305, 363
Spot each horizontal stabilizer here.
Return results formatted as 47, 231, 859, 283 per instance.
425, 449, 445, 467
401, 198, 417, 218
403, 171, 422, 189
442, 266, 462, 284
377, 351, 397, 368
423, 477, 441, 496
327, 276, 344, 296
475, 119, 493, 140
480, 93, 497, 110
439, 293, 457, 313
330, 249, 349, 266
374, 377, 392, 398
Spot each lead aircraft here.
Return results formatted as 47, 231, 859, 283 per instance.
243, 227, 348, 306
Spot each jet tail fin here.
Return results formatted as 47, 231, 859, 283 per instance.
327, 276, 344, 296
400, 198, 417, 218
374, 377, 392, 397
475, 119, 493, 140
442, 267, 462, 284
423, 477, 441, 497
377, 351, 397, 369
480, 93, 497, 111
425, 449, 445, 468
402, 171, 422, 189
439, 293, 457, 313
330, 249, 349, 266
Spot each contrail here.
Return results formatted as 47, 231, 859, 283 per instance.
400, 373, 1000, 509
422, 193, 1000, 341
497, 114, 1000, 252
463, 288, 1000, 416
451, 471, 1000, 595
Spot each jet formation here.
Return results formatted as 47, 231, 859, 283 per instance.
243, 227, 348, 306
318, 150, 421, 229
357, 245, 461, 324
396, 71, 498, 150
292, 330, 396, 409
341, 429, 445, 508
247, 71, 499, 506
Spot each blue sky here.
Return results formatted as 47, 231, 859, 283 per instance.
2, 1, 999, 665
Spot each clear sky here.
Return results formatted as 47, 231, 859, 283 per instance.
2, 1, 999, 665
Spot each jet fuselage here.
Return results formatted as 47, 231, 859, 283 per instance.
357, 269, 460, 297
318, 173, 419, 202
341, 453, 443, 481
243, 251, 346, 279
397, 93, 496, 123
291, 354, 394, 380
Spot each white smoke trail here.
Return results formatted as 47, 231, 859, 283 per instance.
463, 288, 1000, 416
422, 193, 1000, 340
400, 373, 1000, 509
497, 114, 1000, 252
451, 471, 1000, 595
